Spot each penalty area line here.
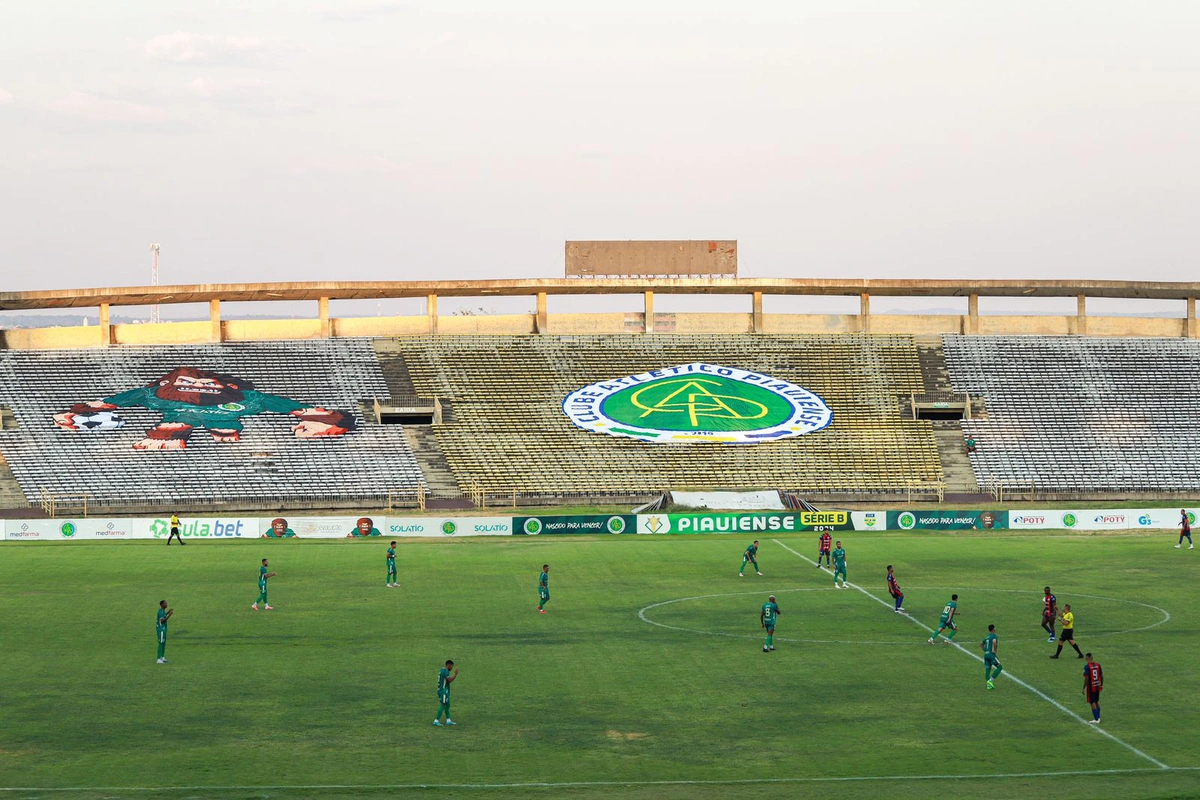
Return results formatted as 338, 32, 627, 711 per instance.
1, 768, 1197, 793
772, 539, 1171, 771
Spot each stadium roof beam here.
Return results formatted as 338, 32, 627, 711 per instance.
5, 278, 1200, 310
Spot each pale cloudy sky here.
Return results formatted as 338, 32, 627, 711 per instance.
1, 2, 1198, 315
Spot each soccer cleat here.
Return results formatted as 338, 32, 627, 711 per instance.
763, 647, 769, 653
1191, 545, 1195, 549
1077, 653, 1084, 658
445, 719, 455, 725
265, 605, 274, 610
251, 604, 258, 610
156, 658, 165, 664
927, 639, 935, 644
161, 659, 168, 663
433, 720, 442, 726
1050, 655, 1059, 659
739, 573, 744, 577
769, 646, 775, 651
1088, 719, 1099, 724
1047, 636, 1055, 642
757, 572, 763, 576
539, 609, 546, 614
1175, 544, 1182, 548
986, 680, 995, 690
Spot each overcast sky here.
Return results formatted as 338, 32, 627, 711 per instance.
1, 2, 1198, 316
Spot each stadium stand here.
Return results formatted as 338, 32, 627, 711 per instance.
0, 339, 423, 508
386, 333, 943, 497
944, 335, 1200, 492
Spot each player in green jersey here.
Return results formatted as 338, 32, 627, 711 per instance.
832, 541, 847, 588
740, 541, 762, 577
760, 595, 780, 653
928, 594, 959, 643
156, 600, 174, 664
538, 564, 549, 613
386, 541, 398, 587
434, 659, 458, 726
980, 624, 1004, 689
252, 558, 276, 610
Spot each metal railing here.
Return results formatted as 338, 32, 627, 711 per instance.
39, 489, 89, 517
387, 481, 428, 512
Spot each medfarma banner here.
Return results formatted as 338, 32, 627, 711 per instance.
562, 363, 833, 443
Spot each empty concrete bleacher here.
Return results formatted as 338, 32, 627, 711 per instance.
387, 334, 942, 496
0, 339, 423, 508
943, 335, 1200, 492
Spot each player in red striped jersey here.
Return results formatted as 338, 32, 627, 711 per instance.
817, 532, 832, 568
1041, 587, 1058, 642
887, 565, 905, 613
1083, 653, 1103, 723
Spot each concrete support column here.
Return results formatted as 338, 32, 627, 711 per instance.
1188, 297, 1197, 339
968, 294, 980, 334
209, 299, 223, 343
859, 293, 871, 333
99, 303, 112, 346
536, 292, 548, 333
644, 291, 655, 333
318, 297, 331, 338
1076, 294, 1087, 335
752, 291, 764, 333
426, 294, 438, 334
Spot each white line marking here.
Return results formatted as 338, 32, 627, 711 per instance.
901, 585, 1171, 639
772, 539, 1171, 770
2, 768, 1198, 792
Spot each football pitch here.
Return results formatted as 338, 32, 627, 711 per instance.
1, 531, 1198, 800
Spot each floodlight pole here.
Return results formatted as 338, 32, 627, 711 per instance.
150, 243, 161, 323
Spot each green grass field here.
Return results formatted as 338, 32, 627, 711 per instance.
1, 531, 1198, 800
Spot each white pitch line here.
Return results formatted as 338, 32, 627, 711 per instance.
2, 768, 1198, 793
772, 538, 1170, 770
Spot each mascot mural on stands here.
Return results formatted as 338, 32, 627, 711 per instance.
53, 367, 356, 450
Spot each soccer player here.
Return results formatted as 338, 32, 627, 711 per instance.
928, 594, 959, 643
832, 541, 848, 588
167, 513, 185, 546
156, 600, 174, 664
980, 624, 1004, 690
1083, 653, 1103, 723
1051, 604, 1084, 659
817, 532, 832, 568
252, 558, 276, 610
761, 594, 780, 653
1041, 587, 1058, 642
1177, 509, 1194, 549
740, 541, 762, 577
434, 659, 458, 726
887, 565, 905, 612
537, 564, 549, 613
386, 541, 398, 587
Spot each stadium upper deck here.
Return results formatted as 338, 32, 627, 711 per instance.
4, 277, 1200, 349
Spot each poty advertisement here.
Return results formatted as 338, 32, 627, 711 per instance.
3, 508, 1193, 541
